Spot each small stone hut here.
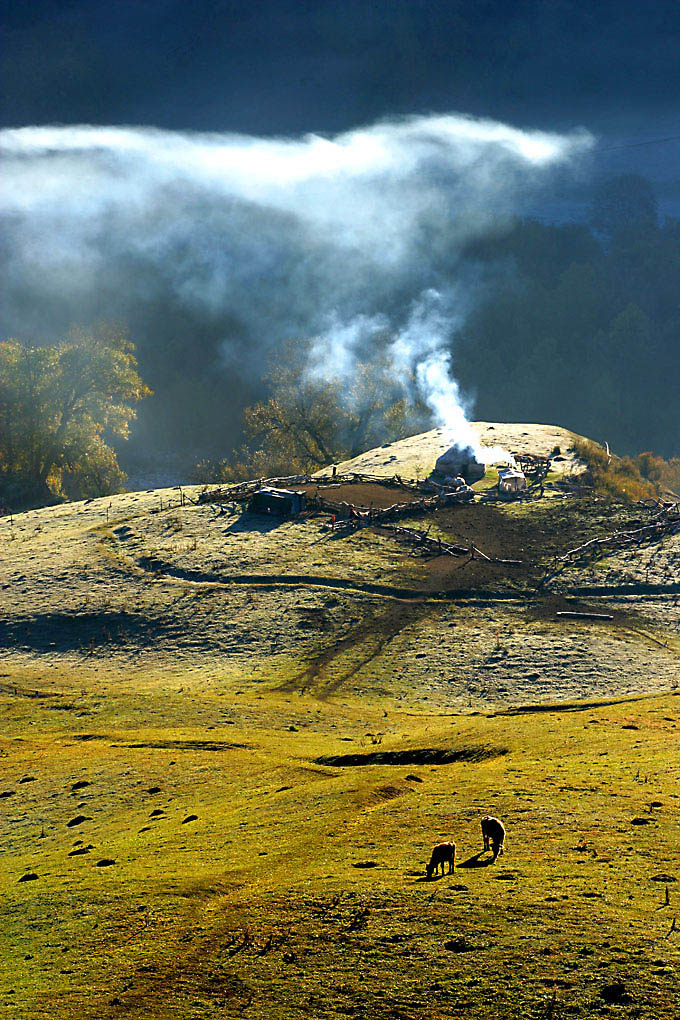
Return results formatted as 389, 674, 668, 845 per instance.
251, 487, 306, 516
433, 445, 486, 484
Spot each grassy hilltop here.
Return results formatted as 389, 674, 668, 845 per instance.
1, 424, 679, 1019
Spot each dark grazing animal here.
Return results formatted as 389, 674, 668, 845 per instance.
481, 816, 505, 861
426, 841, 456, 879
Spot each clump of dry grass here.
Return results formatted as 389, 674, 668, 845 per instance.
573, 439, 659, 502
634, 451, 680, 498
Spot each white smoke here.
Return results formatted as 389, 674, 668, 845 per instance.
388, 288, 517, 464
307, 312, 389, 382
0, 115, 592, 463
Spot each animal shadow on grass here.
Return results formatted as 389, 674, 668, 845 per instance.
459, 852, 494, 869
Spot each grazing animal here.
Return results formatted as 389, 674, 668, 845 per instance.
426, 841, 456, 879
481, 816, 505, 861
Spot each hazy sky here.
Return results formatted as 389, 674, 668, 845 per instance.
3, 0, 678, 212
2, 1, 678, 472
2, 1, 678, 135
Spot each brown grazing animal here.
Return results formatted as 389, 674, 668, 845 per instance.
481, 816, 505, 861
426, 841, 456, 879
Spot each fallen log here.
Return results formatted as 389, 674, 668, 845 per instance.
558, 510, 680, 563
198, 474, 314, 504
313, 471, 422, 491
556, 611, 614, 621
380, 523, 470, 557
310, 493, 444, 522
378, 524, 524, 565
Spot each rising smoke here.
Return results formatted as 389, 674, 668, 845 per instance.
0, 115, 592, 470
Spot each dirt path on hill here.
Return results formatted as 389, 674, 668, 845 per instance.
133, 556, 680, 602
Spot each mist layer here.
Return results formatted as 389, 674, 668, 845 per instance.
0, 115, 592, 469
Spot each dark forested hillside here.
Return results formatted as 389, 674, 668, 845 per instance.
455, 179, 680, 457
131, 175, 679, 476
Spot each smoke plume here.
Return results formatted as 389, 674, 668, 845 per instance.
0, 115, 592, 473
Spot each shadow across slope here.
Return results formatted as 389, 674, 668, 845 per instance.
315, 745, 508, 766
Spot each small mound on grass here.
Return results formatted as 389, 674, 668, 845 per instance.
314, 745, 508, 767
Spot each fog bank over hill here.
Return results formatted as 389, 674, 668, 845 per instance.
1, 116, 594, 479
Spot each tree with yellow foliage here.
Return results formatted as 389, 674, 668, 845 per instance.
0, 326, 151, 510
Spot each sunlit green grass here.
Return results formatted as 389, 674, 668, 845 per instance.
1, 657, 678, 1019
1, 477, 679, 1018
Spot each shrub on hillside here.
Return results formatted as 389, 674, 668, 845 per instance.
634, 451, 680, 498
573, 439, 659, 502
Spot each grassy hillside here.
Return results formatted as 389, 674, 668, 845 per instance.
1, 426, 679, 1018
2, 666, 679, 1020
320, 422, 586, 481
